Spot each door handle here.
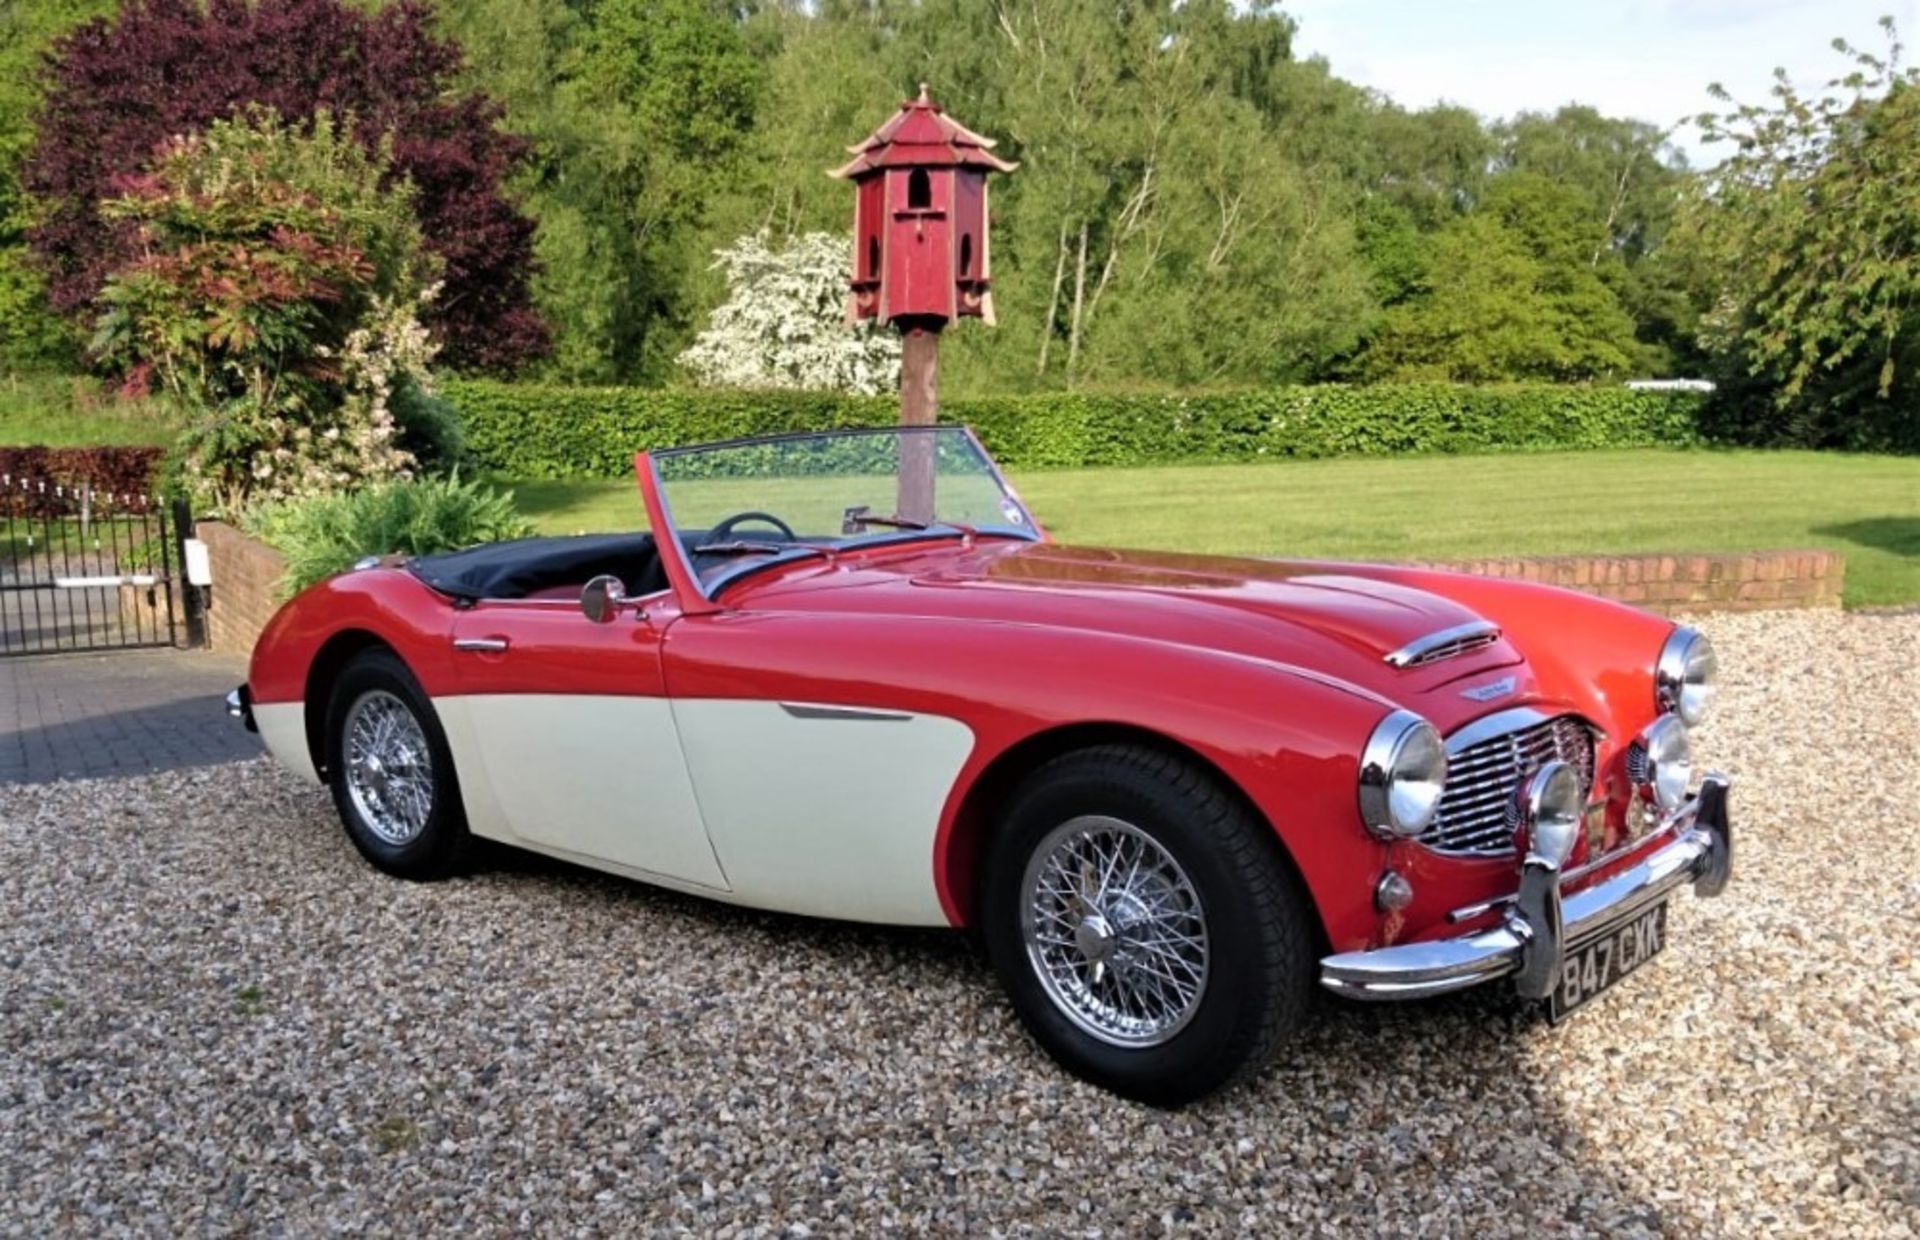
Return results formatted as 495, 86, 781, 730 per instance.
453, 637, 509, 653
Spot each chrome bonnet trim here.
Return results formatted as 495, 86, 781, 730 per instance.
1443, 705, 1552, 755
1384, 620, 1502, 669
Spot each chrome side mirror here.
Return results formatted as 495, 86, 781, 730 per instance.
580, 574, 632, 624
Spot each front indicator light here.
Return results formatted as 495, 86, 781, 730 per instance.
1375, 870, 1414, 912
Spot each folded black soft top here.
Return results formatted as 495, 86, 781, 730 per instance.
407, 533, 667, 601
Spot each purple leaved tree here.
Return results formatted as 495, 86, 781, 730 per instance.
25, 0, 548, 372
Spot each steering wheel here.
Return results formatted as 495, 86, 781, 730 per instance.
704, 510, 797, 544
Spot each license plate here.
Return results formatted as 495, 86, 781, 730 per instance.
1549, 900, 1668, 1023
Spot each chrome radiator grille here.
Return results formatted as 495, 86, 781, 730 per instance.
1423, 714, 1596, 855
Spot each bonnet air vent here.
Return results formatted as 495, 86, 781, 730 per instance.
1384, 621, 1502, 669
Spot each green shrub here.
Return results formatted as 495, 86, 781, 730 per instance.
389, 382, 471, 475
442, 380, 1710, 478
93, 108, 437, 516
247, 474, 534, 597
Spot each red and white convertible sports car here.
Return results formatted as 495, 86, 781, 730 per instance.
231, 426, 1732, 1105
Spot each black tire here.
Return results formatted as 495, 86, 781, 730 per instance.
323, 647, 470, 880
980, 744, 1318, 1106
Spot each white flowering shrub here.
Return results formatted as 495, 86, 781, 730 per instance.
179, 290, 439, 516
679, 231, 900, 395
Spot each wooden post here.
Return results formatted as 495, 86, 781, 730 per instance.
897, 322, 939, 523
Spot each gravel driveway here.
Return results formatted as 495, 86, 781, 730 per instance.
2, 609, 1915, 1236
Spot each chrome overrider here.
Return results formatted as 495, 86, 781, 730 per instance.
225, 685, 257, 733
1320, 773, 1732, 1001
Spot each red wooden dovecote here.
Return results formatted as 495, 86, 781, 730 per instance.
830, 85, 1017, 327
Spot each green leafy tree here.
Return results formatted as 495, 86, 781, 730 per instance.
454, 0, 1706, 394
1496, 106, 1701, 371
1683, 20, 1920, 449
720, 0, 1376, 390
439, 0, 761, 382
0, 0, 114, 368
92, 108, 439, 513
1365, 174, 1639, 381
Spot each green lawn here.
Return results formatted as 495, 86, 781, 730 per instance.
0, 374, 175, 447
508, 448, 1920, 608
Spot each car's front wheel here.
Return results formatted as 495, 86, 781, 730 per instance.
981, 744, 1318, 1105
324, 647, 470, 880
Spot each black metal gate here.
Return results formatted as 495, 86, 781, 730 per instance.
0, 473, 203, 656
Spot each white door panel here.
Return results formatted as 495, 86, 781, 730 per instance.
443, 693, 729, 891
672, 700, 975, 925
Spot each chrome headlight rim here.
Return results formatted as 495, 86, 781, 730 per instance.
1633, 713, 1693, 812
1358, 709, 1448, 840
1656, 626, 1718, 726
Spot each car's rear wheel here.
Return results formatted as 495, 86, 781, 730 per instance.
324, 647, 470, 880
981, 744, 1317, 1105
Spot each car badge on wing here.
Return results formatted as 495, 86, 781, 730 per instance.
1461, 675, 1517, 702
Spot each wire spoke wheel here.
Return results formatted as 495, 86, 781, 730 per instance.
342, 689, 435, 846
1020, 815, 1210, 1047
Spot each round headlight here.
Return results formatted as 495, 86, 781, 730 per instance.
1631, 714, 1693, 811
1514, 761, 1583, 869
1657, 627, 1718, 725
1358, 710, 1448, 839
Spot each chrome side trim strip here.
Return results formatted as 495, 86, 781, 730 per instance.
453, 637, 509, 653
778, 702, 913, 722
1383, 620, 1501, 669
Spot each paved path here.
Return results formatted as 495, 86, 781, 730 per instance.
1, 651, 261, 784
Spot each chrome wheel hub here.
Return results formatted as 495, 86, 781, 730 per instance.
1021, 816, 1210, 1048
342, 690, 433, 846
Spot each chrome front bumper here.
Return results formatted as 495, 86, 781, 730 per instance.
225, 685, 257, 733
1320, 774, 1732, 1002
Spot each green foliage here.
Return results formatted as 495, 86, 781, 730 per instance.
1362, 174, 1641, 382
90, 108, 439, 514
1683, 21, 1920, 451
0, 372, 174, 447
438, 0, 761, 383
388, 383, 470, 476
423, 1, 1729, 396
0, 0, 113, 369
443, 378, 1707, 478
247, 474, 535, 597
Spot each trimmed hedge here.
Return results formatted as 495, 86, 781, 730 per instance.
441, 380, 1710, 479
0, 445, 167, 515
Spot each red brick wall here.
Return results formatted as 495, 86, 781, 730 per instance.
1418, 549, 1845, 614
196, 520, 287, 655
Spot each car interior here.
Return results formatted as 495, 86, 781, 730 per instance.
408, 534, 673, 602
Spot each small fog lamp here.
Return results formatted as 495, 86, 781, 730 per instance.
1513, 761, 1583, 870
1629, 715, 1693, 812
